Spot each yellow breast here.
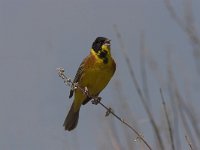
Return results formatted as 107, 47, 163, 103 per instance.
73, 48, 116, 112
81, 53, 115, 96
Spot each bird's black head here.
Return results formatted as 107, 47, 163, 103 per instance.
92, 37, 110, 53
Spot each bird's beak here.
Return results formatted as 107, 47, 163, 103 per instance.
101, 39, 111, 54
103, 39, 111, 46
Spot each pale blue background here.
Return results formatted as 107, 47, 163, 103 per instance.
0, 0, 200, 149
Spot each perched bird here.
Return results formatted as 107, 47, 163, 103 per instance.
63, 37, 116, 131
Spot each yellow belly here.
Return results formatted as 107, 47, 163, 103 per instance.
73, 60, 115, 112
83, 66, 113, 95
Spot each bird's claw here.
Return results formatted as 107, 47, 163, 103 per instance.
92, 97, 102, 105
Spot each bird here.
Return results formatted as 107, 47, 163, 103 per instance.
63, 37, 116, 131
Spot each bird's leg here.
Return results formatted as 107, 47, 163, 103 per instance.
84, 86, 89, 95
72, 82, 78, 90
91, 97, 102, 105
83, 86, 92, 100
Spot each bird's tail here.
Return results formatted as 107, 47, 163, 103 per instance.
63, 102, 80, 131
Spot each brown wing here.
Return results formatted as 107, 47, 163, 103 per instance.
69, 61, 85, 98
69, 55, 93, 98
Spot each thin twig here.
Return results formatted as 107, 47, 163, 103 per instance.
114, 25, 164, 150
57, 67, 152, 150
185, 135, 193, 150
160, 88, 175, 150
113, 79, 137, 150
164, 0, 200, 74
167, 55, 198, 149
139, 32, 151, 105
167, 51, 182, 150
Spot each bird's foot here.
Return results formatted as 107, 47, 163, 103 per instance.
92, 97, 102, 105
